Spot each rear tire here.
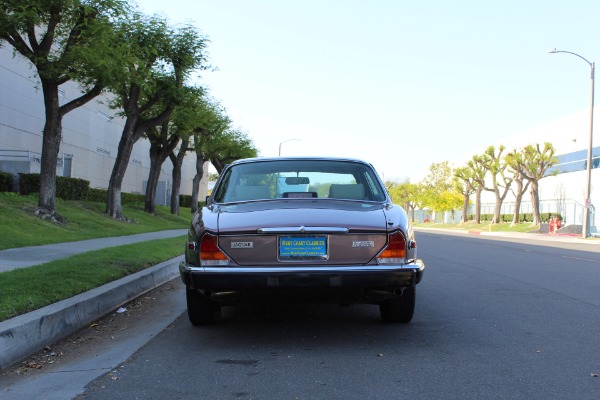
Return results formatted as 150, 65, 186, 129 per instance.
186, 287, 221, 326
379, 285, 415, 323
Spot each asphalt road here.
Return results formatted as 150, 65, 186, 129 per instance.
4, 231, 600, 399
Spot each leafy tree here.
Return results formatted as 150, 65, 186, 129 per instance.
166, 86, 208, 216
420, 161, 453, 222
0, 0, 128, 216
477, 145, 513, 223
105, 13, 208, 220
453, 166, 476, 223
505, 148, 532, 225
438, 190, 464, 222
421, 161, 453, 192
187, 97, 232, 213
144, 121, 180, 214
507, 143, 558, 225
466, 154, 488, 224
143, 85, 205, 214
388, 181, 418, 221
208, 129, 257, 173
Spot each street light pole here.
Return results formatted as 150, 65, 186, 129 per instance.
549, 49, 595, 238
278, 139, 301, 156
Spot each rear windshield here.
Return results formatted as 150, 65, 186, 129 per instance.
213, 160, 387, 203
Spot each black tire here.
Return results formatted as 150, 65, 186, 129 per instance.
379, 285, 415, 323
186, 287, 221, 326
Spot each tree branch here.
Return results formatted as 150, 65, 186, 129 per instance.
39, 2, 63, 54
25, 26, 39, 54
4, 30, 35, 61
63, 5, 97, 59
59, 83, 103, 116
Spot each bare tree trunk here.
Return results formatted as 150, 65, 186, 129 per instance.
38, 78, 62, 215
106, 118, 140, 220
493, 192, 502, 224
144, 144, 162, 214
461, 193, 469, 223
511, 179, 530, 225
106, 84, 176, 220
191, 150, 205, 214
474, 187, 482, 224
169, 137, 189, 216
530, 181, 541, 225
170, 155, 183, 216
145, 139, 180, 214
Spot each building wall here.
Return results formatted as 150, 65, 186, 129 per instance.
0, 46, 208, 203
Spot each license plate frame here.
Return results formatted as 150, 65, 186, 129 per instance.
278, 235, 328, 260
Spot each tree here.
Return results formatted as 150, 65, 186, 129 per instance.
388, 181, 418, 222
453, 166, 476, 223
507, 143, 558, 225
186, 97, 232, 213
466, 155, 488, 224
144, 120, 181, 214
105, 13, 208, 219
168, 135, 190, 216
143, 85, 206, 215
0, 0, 128, 216
164, 87, 208, 216
207, 129, 257, 173
505, 148, 532, 225
420, 161, 453, 222
477, 145, 513, 224
164, 86, 209, 216
438, 190, 464, 222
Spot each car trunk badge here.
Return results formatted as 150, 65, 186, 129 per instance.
231, 242, 253, 249
352, 241, 374, 248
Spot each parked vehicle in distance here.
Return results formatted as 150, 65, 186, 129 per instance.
179, 157, 425, 325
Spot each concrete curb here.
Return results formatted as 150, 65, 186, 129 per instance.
0, 255, 183, 370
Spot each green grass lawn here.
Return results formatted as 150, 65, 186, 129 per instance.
413, 221, 540, 233
0, 192, 192, 250
0, 193, 194, 321
0, 237, 185, 321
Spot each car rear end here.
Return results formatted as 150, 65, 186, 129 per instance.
179, 157, 425, 325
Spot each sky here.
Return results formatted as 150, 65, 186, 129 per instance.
136, 0, 600, 182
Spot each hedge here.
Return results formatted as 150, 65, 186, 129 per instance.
13, 173, 202, 207
19, 173, 89, 200
0, 171, 12, 192
86, 187, 145, 205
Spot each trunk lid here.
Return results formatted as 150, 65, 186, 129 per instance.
216, 200, 390, 266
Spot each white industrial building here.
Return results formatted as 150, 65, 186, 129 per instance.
0, 46, 208, 205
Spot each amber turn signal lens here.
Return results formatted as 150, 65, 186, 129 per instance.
378, 231, 406, 259
200, 233, 229, 261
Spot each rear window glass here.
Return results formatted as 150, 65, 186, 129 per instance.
213, 160, 387, 203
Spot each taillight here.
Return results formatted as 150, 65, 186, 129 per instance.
200, 233, 229, 266
377, 231, 406, 264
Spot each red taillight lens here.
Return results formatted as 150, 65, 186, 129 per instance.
200, 233, 229, 263
377, 231, 406, 263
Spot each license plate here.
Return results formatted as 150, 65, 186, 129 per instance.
279, 236, 328, 260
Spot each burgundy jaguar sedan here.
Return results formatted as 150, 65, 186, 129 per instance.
179, 157, 425, 325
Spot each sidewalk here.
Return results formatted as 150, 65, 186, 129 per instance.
0, 229, 187, 370
0, 229, 187, 273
